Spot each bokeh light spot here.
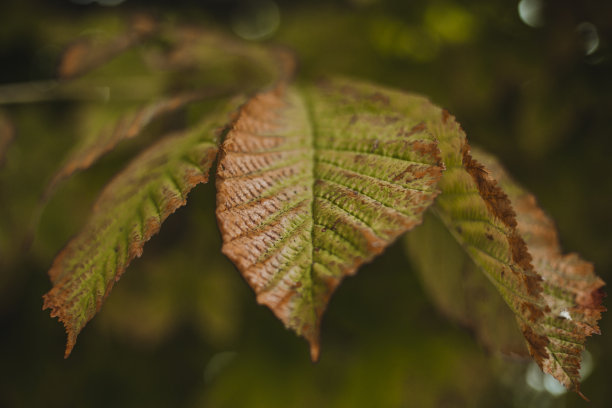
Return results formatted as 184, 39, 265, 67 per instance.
543, 375, 566, 396
576, 22, 600, 56
579, 350, 594, 381
525, 362, 545, 392
518, 0, 544, 28
525, 361, 568, 397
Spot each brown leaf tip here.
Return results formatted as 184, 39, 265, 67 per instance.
310, 341, 321, 362
64, 334, 77, 359
42, 291, 79, 358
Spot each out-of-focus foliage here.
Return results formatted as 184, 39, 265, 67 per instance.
0, 0, 610, 407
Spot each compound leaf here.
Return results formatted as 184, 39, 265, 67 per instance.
216, 78, 444, 359
43, 98, 240, 357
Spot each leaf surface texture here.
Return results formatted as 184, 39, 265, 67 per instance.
216, 78, 444, 358
422, 112, 550, 364
43, 99, 239, 357
408, 107, 605, 394
473, 148, 605, 395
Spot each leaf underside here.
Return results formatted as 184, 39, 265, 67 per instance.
216, 78, 444, 359
42, 99, 239, 357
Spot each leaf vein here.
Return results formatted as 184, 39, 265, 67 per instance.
316, 146, 435, 166
316, 157, 431, 192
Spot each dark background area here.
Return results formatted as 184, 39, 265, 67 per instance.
0, 0, 611, 407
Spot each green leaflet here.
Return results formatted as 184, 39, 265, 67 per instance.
473, 148, 605, 396
406, 107, 605, 395
43, 89, 231, 200
42, 98, 240, 357
216, 78, 444, 359
420, 111, 551, 364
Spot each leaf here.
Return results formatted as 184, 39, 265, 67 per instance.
42, 98, 240, 357
421, 112, 551, 366
407, 100, 605, 395
472, 148, 605, 396
406, 211, 529, 357
215, 78, 445, 359
44, 25, 294, 200
43, 88, 231, 200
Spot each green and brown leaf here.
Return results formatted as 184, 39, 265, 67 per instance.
42, 98, 240, 357
216, 78, 444, 359
43, 89, 230, 200
406, 107, 605, 395
473, 148, 605, 396
428, 115, 551, 364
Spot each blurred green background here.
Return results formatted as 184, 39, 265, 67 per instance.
0, 0, 610, 407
